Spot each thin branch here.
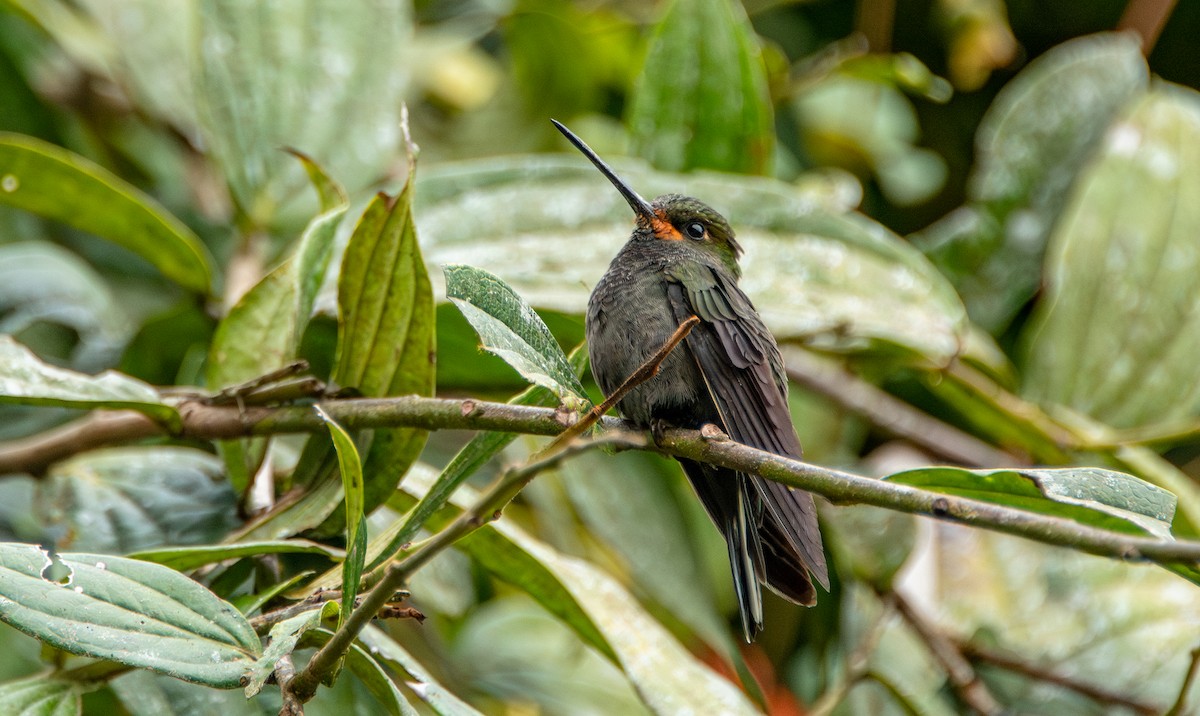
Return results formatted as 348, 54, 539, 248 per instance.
782, 348, 1021, 467
1117, 0, 1179, 54
1166, 646, 1200, 716
959, 641, 1160, 715
275, 653, 303, 716
287, 431, 642, 702
893, 591, 1001, 715
6, 396, 1200, 567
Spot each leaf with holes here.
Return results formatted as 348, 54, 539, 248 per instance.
0, 544, 260, 688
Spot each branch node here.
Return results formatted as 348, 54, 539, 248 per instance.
700, 423, 728, 442
931, 497, 950, 517
460, 399, 477, 417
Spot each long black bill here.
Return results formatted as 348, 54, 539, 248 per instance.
551, 119, 657, 223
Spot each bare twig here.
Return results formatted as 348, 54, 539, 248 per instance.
783, 348, 1021, 467
1166, 646, 1200, 716
959, 641, 1160, 715
275, 653, 303, 716
893, 591, 1001, 715
1117, 0, 1179, 54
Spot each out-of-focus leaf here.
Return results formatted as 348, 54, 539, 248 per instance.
315, 406, 366, 628
445, 264, 587, 404
244, 601, 337, 697
129, 540, 343, 571
418, 157, 966, 366
38, 447, 238, 554
0, 241, 132, 372
0, 336, 179, 428
887, 466, 1176, 539
296, 628, 423, 716
359, 626, 480, 716
916, 32, 1148, 332
0, 544, 260, 688
112, 670, 261, 716
1022, 86, 1200, 429
557, 451, 728, 648
628, 0, 772, 175
194, 0, 412, 225
0, 675, 86, 716
398, 470, 759, 714
452, 597, 650, 716
0, 133, 213, 293
823, 504, 916, 591
77, 0, 197, 130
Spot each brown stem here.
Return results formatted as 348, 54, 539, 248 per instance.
1117, 0, 1179, 54
959, 641, 1160, 715
893, 591, 1001, 715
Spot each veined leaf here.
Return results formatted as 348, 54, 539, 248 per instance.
0, 544, 260, 688
916, 32, 1148, 332
1023, 86, 1200, 429
886, 466, 1176, 539
0, 336, 179, 429
418, 156, 965, 366
39, 447, 237, 555
0, 133, 213, 293
445, 264, 587, 404
628, 0, 773, 175
0, 675, 87, 716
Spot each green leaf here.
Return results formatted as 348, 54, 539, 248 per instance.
112, 670, 261, 716
418, 156, 965, 366
194, 0, 412, 225
129, 540, 344, 572
445, 265, 588, 404
244, 601, 338, 697
39, 447, 238, 554
398, 470, 759, 714
0, 133, 213, 293
0, 335, 179, 429
357, 625, 486, 716
916, 32, 1148, 332
0, 241, 132, 372
886, 466, 1177, 538
628, 0, 773, 175
0, 675, 86, 716
1022, 85, 1200, 429
322, 159, 435, 529
300, 628, 424, 716
0, 544, 260, 688
316, 406, 367, 628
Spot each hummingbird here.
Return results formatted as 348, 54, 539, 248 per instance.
552, 120, 829, 641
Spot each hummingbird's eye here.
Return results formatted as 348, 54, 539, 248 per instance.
684, 221, 706, 240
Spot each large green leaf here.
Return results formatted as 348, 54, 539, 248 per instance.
444, 264, 587, 404
0, 241, 132, 372
1022, 85, 1200, 429
0, 133, 213, 293
628, 0, 773, 175
38, 447, 238, 554
111, 670, 261, 716
194, 0, 412, 225
916, 32, 1148, 332
886, 466, 1177, 539
326, 168, 436, 522
418, 157, 966, 365
0, 544, 260, 688
0, 335, 179, 428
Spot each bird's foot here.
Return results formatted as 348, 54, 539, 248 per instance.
699, 423, 729, 442
649, 418, 672, 445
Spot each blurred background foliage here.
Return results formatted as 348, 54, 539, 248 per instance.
1, 0, 1200, 714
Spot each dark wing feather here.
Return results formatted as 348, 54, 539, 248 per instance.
666, 265, 829, 594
